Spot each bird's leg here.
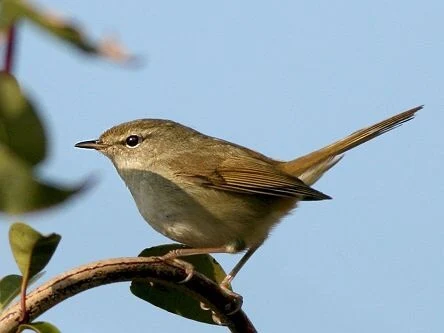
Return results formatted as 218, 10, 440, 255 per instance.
218, 245, 260, 314
161, 246, 244, 314
160, 246, 232, 283
161, 244, 261, 314
220, 245, 260, 290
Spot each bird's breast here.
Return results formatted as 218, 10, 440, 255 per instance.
117, 168, 296, 249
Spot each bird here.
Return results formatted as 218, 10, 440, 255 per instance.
75, 105, 422, 304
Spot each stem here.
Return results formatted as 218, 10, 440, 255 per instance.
4, 25, 17, 73
19, 275, 29, 324
0, 257, 257, 333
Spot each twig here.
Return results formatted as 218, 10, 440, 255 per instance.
0, 257, 257, 333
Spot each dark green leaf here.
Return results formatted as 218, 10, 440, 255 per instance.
0, 148, 85, 214
0, 73, 86, 214
131, 244, 229, 325
0, 272, 45, 311
0, 274, 21, 311
0, 73, 46, 166
9, 223, 60, 281
18, 322, 61, 333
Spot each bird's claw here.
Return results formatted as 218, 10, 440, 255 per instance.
201, 287, 242, 326
220, 283, 243, 315
158, 254, 243, 315
176, 259, 194, 283
200, 283, 243, 318
157, 255, 195, 284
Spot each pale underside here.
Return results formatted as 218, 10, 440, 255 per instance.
118, 166, 308, 251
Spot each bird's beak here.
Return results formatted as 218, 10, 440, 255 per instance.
75, 140, 107, 150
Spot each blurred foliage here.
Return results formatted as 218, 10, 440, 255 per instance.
0, 73, 85, 214
0, 1, 222, 331
0, 1, 134, 328
0, 72, 45, 165
131, 244, 230, 325
0, 0, 134, 61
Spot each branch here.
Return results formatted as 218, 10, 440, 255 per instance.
0, 257, 257, 333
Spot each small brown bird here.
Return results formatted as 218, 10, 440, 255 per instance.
76, 105, 421, 300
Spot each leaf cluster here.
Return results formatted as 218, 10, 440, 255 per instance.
0, 1, 248, 332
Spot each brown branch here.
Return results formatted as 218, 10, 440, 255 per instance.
4, 25, 17, 73
0, 257, 257, 333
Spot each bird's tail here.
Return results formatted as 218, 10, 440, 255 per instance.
280, 105, 423, 185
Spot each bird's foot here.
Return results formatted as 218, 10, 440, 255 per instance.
158, 254, 195, 284
219, 282, 243, 315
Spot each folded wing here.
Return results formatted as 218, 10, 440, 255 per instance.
177, 156, 330, 201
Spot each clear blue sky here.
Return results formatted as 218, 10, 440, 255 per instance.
1, 1, 443, 332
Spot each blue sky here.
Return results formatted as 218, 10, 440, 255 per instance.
1, 1, 443, 332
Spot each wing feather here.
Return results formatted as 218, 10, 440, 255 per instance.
177, 157, 330, 201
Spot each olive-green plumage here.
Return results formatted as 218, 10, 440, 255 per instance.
76, 105, 422, 296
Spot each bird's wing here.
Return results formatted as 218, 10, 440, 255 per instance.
176, 156, 330, 201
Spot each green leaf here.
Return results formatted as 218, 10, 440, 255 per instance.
0, 0, 134, 62
0, 74, 85, 214
0, 147, 84, 214
17, 1, 96, 54
0, 274, 21, 311
9, 223, 60, 281
0, 272, 45, 311
0, 73, 46, 166
130, 244, 229, 325
18, 322, 61, 333
0, 0, 23, 30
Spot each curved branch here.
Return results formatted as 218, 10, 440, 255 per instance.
0, 257, 257, 333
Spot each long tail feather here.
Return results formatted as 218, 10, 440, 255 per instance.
281, 105, 423, 179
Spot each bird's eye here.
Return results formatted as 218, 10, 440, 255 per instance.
125, 135, 141, 148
